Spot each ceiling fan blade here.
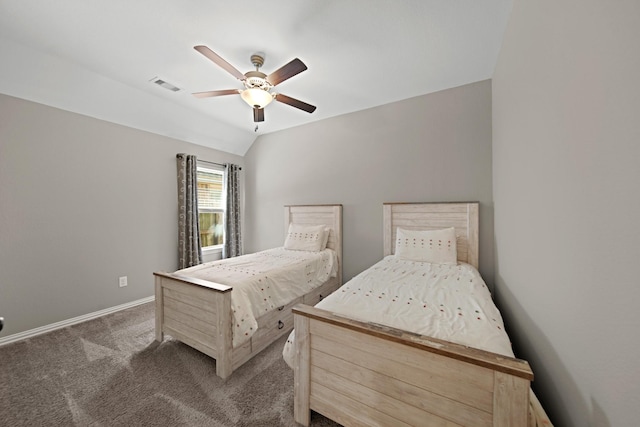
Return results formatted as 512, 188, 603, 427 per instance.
274, 93, 316, 113
193, 89, 241, 98
253, 108, 265, 122
194, 45, 245, 81
266, 58, 307, 86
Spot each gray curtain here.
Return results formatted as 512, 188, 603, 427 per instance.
176, 153, 202, 268
223, 163, 242, 258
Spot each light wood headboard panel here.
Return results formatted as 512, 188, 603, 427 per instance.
284, 204, 343, 280
383, 202, 479, 268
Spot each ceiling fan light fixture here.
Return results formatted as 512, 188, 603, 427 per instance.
241, 88, 274, 109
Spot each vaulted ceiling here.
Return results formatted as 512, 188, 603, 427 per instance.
0, 1, 512, 155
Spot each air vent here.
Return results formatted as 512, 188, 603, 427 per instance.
149, 77, 181, 92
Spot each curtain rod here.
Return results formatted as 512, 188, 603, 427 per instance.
198, 159, 242, 171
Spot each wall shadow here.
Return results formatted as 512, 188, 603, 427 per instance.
493, 242, 611, 427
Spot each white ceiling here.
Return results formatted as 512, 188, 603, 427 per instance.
0, 1, 512, 156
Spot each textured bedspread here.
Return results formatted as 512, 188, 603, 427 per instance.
283, 255, 513, 367
178, 247, 337, 346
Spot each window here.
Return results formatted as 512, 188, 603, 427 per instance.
196, 164, 224, 249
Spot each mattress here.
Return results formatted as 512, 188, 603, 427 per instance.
283, 255, 512, 367
178, 247, 338, 346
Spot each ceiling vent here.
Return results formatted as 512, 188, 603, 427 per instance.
150, 77, 181, 92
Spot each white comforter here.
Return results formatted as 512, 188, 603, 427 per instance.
177, 247, 337, 347
283, 255, 513, 368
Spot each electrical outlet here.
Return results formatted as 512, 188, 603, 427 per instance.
119, 276, 128, 288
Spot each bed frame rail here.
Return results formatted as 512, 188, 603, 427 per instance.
293, 304, 534, 427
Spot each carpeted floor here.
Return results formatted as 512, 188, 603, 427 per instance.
0, 302, 341, 426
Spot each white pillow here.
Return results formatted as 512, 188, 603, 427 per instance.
284, 223, 327, 252
394, 227, 458, 264
321, 227, 331, 250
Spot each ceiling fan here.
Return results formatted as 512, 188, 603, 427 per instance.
192, 45, 316, 123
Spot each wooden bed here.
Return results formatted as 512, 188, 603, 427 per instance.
154, 204, 342, 379
292, 202, 552, 427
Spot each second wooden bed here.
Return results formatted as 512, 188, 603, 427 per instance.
154, 204, 342, 379
291, 202, 551, 427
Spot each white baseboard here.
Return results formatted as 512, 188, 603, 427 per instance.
0, 296, 155, 347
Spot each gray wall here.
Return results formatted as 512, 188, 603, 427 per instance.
492, 1, 640, 426
0, 94, 244, 337
244, 80, 494, 285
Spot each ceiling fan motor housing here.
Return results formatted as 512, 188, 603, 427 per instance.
243, 71, 272, 91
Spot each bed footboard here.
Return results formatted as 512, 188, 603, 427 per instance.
154, 272, 234, 378
293, 304, 535, 427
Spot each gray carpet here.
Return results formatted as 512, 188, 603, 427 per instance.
0, 302, 341, 426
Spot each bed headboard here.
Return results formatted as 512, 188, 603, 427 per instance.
383, 202, 479, 268
284, 204, 343, 280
